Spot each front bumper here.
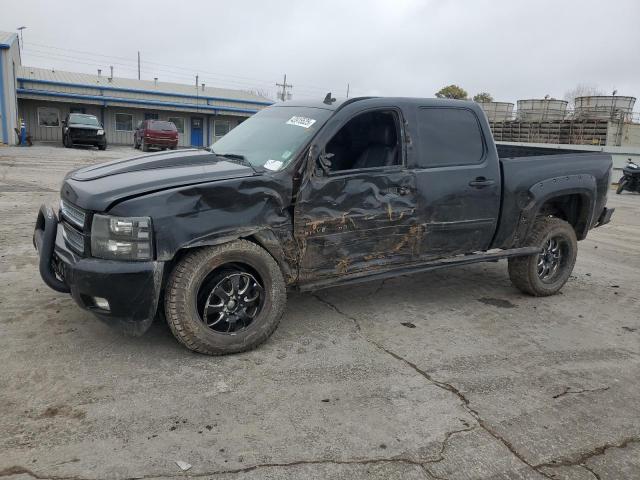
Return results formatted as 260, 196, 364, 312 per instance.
34, 205, 163, 336
70, 133, 106, 147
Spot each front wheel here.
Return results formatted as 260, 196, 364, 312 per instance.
164, 240, 287, 355
616, 178, 627, 194
141, 138, 150, 152
508, 217, 577, 296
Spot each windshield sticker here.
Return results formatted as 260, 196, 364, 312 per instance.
281, 150, 292, 160
264, 159, 284, 171
286, 116, 316, 129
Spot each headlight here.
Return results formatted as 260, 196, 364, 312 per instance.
91, 214, 153, 260
97, 129, 105, 135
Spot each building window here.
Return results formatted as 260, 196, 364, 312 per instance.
214, 120, 230, 138
145, 113, 159, 120
38, 107, 60, 127
115, 113, 134, 132
168, 117, 184, 134
70, 107, 86, 114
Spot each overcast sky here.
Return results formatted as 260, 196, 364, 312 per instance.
4, 0, 639, 105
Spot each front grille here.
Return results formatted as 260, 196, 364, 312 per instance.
62, 221, 85, 254
71, 128, 97, 138
60, 199, 86, 229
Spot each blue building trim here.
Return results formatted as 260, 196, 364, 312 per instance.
0, 55, 9, 144
17, 77, 273, 106
17, 88, 261, 115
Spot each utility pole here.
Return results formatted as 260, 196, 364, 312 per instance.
276, 74, 293, 102
137, 51, 141, 80
346, 83, 350, 98
195, 75, 199, 111
17, 26, 26, 51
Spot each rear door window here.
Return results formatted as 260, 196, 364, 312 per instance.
416, 107, 485, 167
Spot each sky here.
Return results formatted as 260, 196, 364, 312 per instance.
2, 0, 639, 106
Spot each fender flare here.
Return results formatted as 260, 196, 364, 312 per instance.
514, 174, 596, 245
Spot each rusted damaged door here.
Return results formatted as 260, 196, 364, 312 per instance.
293, 168, 419, 282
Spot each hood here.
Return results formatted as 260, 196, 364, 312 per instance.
62, 149, 256, 212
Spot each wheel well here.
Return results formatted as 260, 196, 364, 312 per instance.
163, 235, 295, 289
538, 194, 590, 239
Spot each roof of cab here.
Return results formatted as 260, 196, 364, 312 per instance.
271, 96, 485, 114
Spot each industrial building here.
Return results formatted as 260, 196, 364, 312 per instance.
0, 31, 272, 147
479, 96, 640, 147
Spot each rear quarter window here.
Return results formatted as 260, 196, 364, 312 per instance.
416, 107, 485, 167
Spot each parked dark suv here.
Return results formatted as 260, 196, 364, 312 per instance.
62, 113, 107, 150
134, 120, 179, 151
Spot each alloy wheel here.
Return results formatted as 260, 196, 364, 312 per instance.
199, 271, 264, 334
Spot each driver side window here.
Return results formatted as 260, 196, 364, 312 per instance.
324, 110, 402, 172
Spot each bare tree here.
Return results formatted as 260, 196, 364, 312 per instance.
564, 84, 604, 108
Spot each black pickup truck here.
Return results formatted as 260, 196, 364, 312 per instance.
34, 97, 614, 355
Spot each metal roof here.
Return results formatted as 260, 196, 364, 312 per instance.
0, 31, 18, 48
17, 65, 272, 104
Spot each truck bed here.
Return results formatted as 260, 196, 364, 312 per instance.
492, 145, 612, 249
496, 143, 591, 159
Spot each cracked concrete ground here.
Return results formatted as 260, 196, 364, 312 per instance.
1, 144, 639, 479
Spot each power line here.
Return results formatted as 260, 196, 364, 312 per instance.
22, 41, 364, 98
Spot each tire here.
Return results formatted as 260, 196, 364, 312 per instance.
141, 138, 150, 152
170, 145, 177, 150
165, 240, 286, 355
98, 144, 107, 151
63, 135, 72, 148
508, 216, 577, 297
134, 138, 139, 149
616, 178, 627, 194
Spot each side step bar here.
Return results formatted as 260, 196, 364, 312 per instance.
298, 246, 541, 292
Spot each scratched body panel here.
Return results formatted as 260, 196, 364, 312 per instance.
294, 169, 419, 281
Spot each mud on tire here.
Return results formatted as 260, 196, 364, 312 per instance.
164, 240, 286, 355
508, 216, 577, 296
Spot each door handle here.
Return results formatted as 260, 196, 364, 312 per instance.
469, 177, 495, 188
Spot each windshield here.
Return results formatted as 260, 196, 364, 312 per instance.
211, 106, 332, 170
69, 114, 100, 126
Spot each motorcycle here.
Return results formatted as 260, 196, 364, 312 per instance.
616, 159, 640, 194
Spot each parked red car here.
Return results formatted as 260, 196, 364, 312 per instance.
134, 120, 179, 151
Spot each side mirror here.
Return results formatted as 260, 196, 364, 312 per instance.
316, 152, 334, 176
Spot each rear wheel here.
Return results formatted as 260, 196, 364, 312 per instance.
164, 240, 286, 355
508, 217, 577, 296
